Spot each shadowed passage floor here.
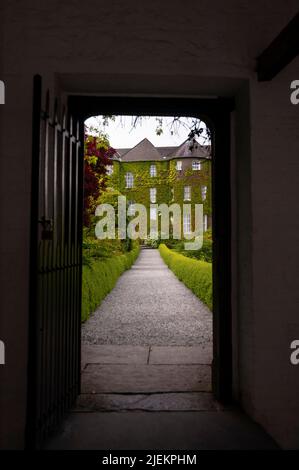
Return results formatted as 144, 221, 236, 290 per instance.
46, 249, 277, 449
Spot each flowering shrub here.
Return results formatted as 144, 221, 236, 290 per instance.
83, 131, 115, 226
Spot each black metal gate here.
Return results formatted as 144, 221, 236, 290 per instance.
26, 75, 83, 448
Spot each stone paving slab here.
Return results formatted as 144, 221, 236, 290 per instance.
149, 345, 212, 365
81, 364, 211, 393
82, 345, 149, 370
75, 392, 222, 412
82, 345, 213, 370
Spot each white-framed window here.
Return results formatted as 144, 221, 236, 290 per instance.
183, 213, 192, 235
150, 207, 157, 220
150, 187, 157, 203
203, 214, 208, 232
106, 164, 113, 175
176, 160, 182, 171
192, 160, 201, 170
125, 172, 134, 188
184, 186, 191, 201
201, 185, 207, 201
127, 200, 135, 216
150, 164, 157, 177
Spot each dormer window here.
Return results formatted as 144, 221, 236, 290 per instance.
125, 172, 134, 188
150, 164, 157, 177
192, 160, 201, 170
176, 160, 182, 171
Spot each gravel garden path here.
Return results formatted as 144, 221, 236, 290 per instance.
48, 251, 276, 450
82, 248, 212, 347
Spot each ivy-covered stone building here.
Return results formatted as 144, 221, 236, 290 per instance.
107, 137, 212, 237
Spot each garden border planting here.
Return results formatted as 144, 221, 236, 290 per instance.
82, 245, 140, 322
159, 244, 212, 310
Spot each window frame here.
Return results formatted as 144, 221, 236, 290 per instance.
201, 185, 207, 201
150, 164, 157, 177
184, 185, 191, 201
150, 206, 157, 220
125, 172, 134, 188
183, 213, 192, 235
150, 187, 157, 203
203, 214, 208, 232
127, 200, 135, 216
106, 164, 114, 175
192, 160, 201, 171
176, 160, 182, 171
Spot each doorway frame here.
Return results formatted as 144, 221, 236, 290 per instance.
69, 95, 234, 402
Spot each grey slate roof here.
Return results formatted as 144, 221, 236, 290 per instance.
115, 138, 210, 162
119, 138, 164, 162
173, 139, 210, 159
156, 146, 177, 158
115, 148, 130, 157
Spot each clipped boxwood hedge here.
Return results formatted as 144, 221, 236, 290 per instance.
159, 244, 212, 310
81, 245, 140, 322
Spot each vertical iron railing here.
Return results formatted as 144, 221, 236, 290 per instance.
27, 75, 82, 448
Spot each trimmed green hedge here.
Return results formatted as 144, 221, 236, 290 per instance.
81, 245, 140, 322
159, 244, 212, 310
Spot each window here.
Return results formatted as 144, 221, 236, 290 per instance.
128, 200, 135, 216
150, 187, 156, 203
171, 187, 174, 201
106, 164, 113, 175
184, 186, 191, 201
150, 164, 157, 177
192, 160, 201, 170
125, 172, 134, 188
176, 160, 182, 171
183, 214, 192, 235
203, 214, 208, 232
150, 207, 157, 220
201, 185, 207, 201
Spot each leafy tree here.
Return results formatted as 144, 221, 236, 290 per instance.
83, 128, 115, 226
97, 115, 211, 148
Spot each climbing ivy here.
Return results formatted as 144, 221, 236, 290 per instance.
107, 158, 212, 235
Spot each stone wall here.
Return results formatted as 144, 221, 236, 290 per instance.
0, 0, 299, 448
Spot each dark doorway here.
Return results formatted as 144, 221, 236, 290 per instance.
27, 75, 233, 448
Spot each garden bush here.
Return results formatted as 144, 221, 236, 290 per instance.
81, 244, 140, 322
159, 244, 212, 310
179, 238, 212, 263
166, 237, 213, 263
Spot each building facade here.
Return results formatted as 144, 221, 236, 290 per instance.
107, 137, 212, 238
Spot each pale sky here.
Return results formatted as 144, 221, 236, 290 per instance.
85, 115, 209, 149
